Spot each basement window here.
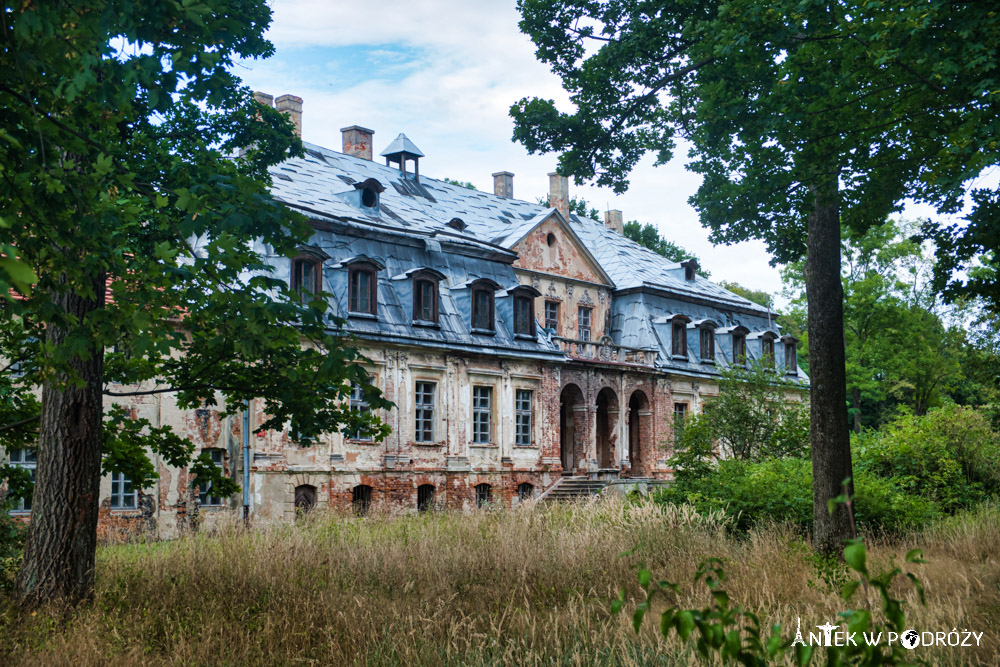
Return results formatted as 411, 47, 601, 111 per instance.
417, 484, 435, 512
517, 482, 534, 502
475, 483, 492, 508
352, 485, 372, 517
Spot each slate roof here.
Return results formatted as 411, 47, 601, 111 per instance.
268, 140, 806, 380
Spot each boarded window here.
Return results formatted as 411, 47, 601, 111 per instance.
417, 484, 435, 512
475, 483, 492, 508
349, 265, 377, 314
198, 449, 226, 506
110, 472, 137, 510
414, 381, 436, 442
472, 386, 492, 444
544, 300, 559, 331
578, 306, 592, 341
352, 485, 372, 516
515, 389, 533, 446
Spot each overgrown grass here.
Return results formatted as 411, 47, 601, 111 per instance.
1, 499, 998, 666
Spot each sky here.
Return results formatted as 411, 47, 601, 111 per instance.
230, 0, 970, 303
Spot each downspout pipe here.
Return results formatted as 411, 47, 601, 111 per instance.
242, 399, 251, 525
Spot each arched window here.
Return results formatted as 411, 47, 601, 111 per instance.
517, 482, 534, 502
669, 315, 691, 357
352, 485, 372, 516
349, 263, 378, 315
475, 483, 492, 508
412, 271, 441, 324
417, 484, 435, 512
295, 484, 317, 514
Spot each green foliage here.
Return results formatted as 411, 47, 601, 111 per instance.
622, 221, 707, 276
443, 178, 477, 190
0, 0, 391, 495
854, 405, 1000, 513
717, 281, 772, 310
616, 543, 927, 665
680, 361, 810, 462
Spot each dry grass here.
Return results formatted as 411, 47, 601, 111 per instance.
1, 499, 998, 666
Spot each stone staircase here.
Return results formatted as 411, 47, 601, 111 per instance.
539, 477, 610, 502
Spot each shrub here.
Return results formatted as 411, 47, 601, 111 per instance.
654, 457, 941, 534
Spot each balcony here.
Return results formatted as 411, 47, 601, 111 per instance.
552, 336, 657, 366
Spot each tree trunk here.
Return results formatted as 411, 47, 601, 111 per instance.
16, 274, 105, 607
805, 178, 855, 554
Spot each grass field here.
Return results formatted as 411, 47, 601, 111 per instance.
1, 498, 998, 666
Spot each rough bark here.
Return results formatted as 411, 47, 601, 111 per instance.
806, 178, 856, 554
16, 274, 105, 606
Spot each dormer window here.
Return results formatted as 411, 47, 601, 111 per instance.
783, 336, 798, 374
699, 323, 716, 362
511, 285, 541, 337
681, 258, 699, 281
447, 217, 467, 232
354, 177, 385, 210
762, 334, 777, 368
669, 315, 691, 357
733, 332, 747, 364
412, 271, 441, 324
348, 263, 378, 316
470, 281, 496, 332
291, 257, 319, 302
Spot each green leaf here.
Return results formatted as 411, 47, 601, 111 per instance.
905, 548, 927, 564
843, 542, 867, 574
637, 568, 652, 590
632, 605, 646, 633
795, 643, 813, 667
676, 610, 695, 641
841, 580, 861, 600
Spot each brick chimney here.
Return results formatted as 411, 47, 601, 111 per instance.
604, 209, 623, 234
548, 172, 569, 220
275, 94, 303, 138
492, 171, 514, 198
341, 125, 374, 160
253, 91, 274, 108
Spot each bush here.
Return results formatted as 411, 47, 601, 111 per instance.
855, 404, 1000, 512
654, 457, 941, 534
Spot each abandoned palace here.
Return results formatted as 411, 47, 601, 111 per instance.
4, 94, 805, 540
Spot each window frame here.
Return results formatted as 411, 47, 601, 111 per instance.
784, 339, 798, 374
348, 262, 378, 316
352, 484, 372, 516
762, 335, 776, 368
291, 257, 321, 302
412, 272, 440, 324
475, 483, 492, 508
471, 385, 493, 445
513, 294, 535, 336
671, 319, 688, 358
414, 381, 437, 443
699, 325, 716, 362
7, 447, 36, 513
110, 471, 138, 510
516, 482, 534, 502
197, 448, 226, 507
471, 284, 495, 332
577, 306, 592, 342
349, 381, 372, 442
514, 389, 533, 446
544, 300, 560, 332
733, 333, 747, 365
673, 402, 688, 443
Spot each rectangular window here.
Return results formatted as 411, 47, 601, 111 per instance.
785, 342, 797, 373
349, 267, 376, 314
673, 403, 688, 442
292, 259, 317, 302
414, 279, 437, 322
514, 296, 534, 335
515, 389, 533, 446
700, 327, 715, 361
578, 306, 592, 341
763, 339, 775, 367
472, 288, 493, 330
672, 321, 687, 357
733, 334, 746, 364
414, 381, 436, 442
8, 448, 36, 512
110, 472, 138, 510
472, 386, 492, 444
544, 300, 559, 331
350, 382, 372, 441
198, 449, 225, 506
